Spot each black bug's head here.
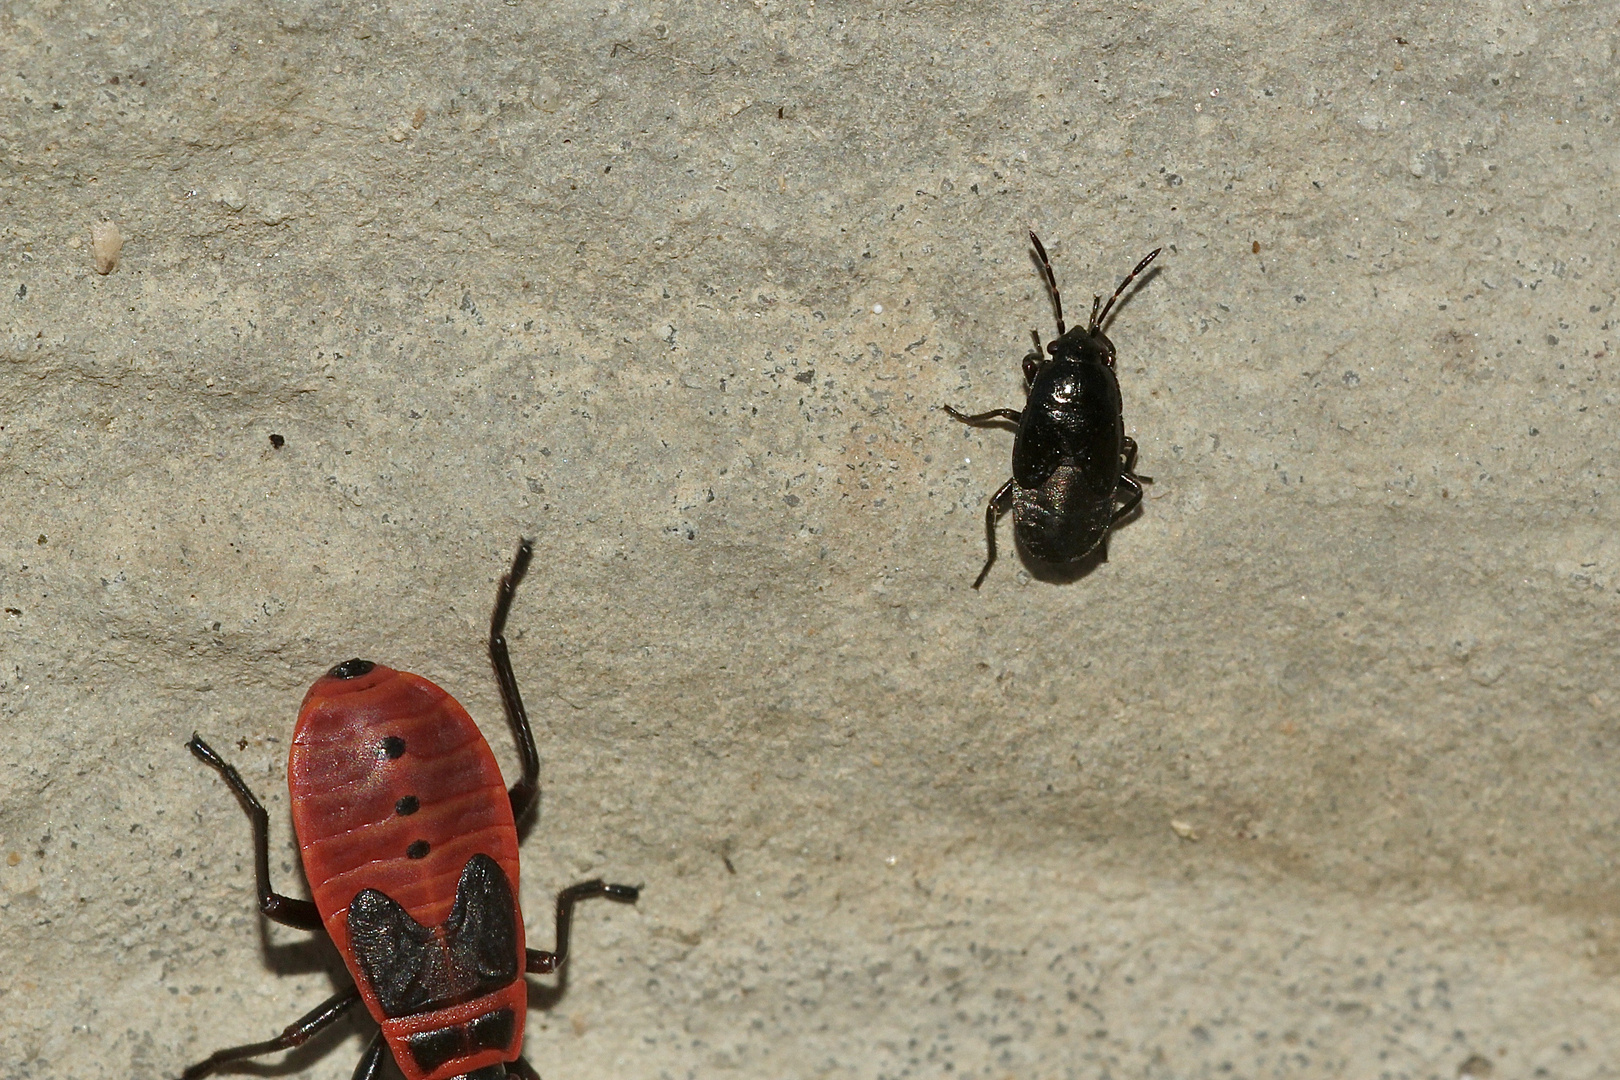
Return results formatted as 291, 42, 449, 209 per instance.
327, 658, 376, 680
1047, 324, 1116, 369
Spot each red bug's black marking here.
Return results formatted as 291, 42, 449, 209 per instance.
182, 541, 641, 1080
329, 657, 375, 679
408, 1009, 516, 1073
347, 853, 518, 1018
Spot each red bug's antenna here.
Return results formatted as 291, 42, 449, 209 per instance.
1090, 247, 1163, 334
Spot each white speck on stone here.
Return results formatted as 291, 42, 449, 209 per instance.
214, 182, 246, 212
90, 221, 122, 275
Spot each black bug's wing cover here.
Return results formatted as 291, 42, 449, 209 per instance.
1011, 359, 1122, 496
346, 888, 437, 1016
445, 852, 520, 983
1011, 399, 1068, 489
347, 853, 519, 1018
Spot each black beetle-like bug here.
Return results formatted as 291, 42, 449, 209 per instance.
944, 232, 1161, 588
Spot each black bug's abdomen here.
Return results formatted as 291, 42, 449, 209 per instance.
1013, 466, 1116, 562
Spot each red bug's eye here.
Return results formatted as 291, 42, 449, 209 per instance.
328, 658, 375, 679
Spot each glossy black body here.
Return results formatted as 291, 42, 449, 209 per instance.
945, 234, 1160, 588
1010, 326, 1126, 562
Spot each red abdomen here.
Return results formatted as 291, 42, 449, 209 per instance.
288, 663, 525, 1080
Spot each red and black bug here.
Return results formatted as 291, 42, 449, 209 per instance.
182, 541, 638, 1080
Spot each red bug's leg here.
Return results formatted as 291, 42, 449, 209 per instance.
942, 405, 1023, 427
525, 879, 641, 975
489, 539, 541, 823
180, 986, 360, 1079
349, 1031, 388, 1080
507, 1056, 542, 1080
187, 735, 324, 931
971, 478, 1017, 590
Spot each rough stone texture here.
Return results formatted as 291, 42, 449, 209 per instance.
3, 2, 1618, 1078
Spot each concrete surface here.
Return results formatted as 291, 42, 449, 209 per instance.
3, 1, 1619, 1077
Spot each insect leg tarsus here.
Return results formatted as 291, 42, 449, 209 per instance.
943, 405, 1023, 426
525, 879, 642, 975
186, 735, 324, 931
972, 477, 1017, 590
490, 539, 542, 824
349, 1031, 388, 1080
1113, 473, 1145, 522
180, 986, 360, 1079
1120, 438, 1154, 484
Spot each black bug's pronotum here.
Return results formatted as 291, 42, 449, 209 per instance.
944, 232, 1161, 588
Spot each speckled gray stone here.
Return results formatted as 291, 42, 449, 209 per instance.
4, 2, 1619, 1078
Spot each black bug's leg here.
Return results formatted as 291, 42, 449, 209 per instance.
943, 405, 1023, 426
350, 1031, 388, 1080
1087, 293, 1103, 334
1093, 247, 1164, 333
972, 478, 1017, 590
180, 986, 361, 1080
1113, 473, 1145, 523
1028, 231, 1065, 335
490, 539, 542, 823
525, 879, 641, 975
1121, 437, 1154, 484
1024, 330, 1044, 382
508, 1057, 542, 1080
186, 736, 324, 931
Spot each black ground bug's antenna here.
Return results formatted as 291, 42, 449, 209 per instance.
1090, 247, 1163, 334
1028, 231, 1065, 337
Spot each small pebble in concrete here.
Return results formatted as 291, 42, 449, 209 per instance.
90, 220, 122, 274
